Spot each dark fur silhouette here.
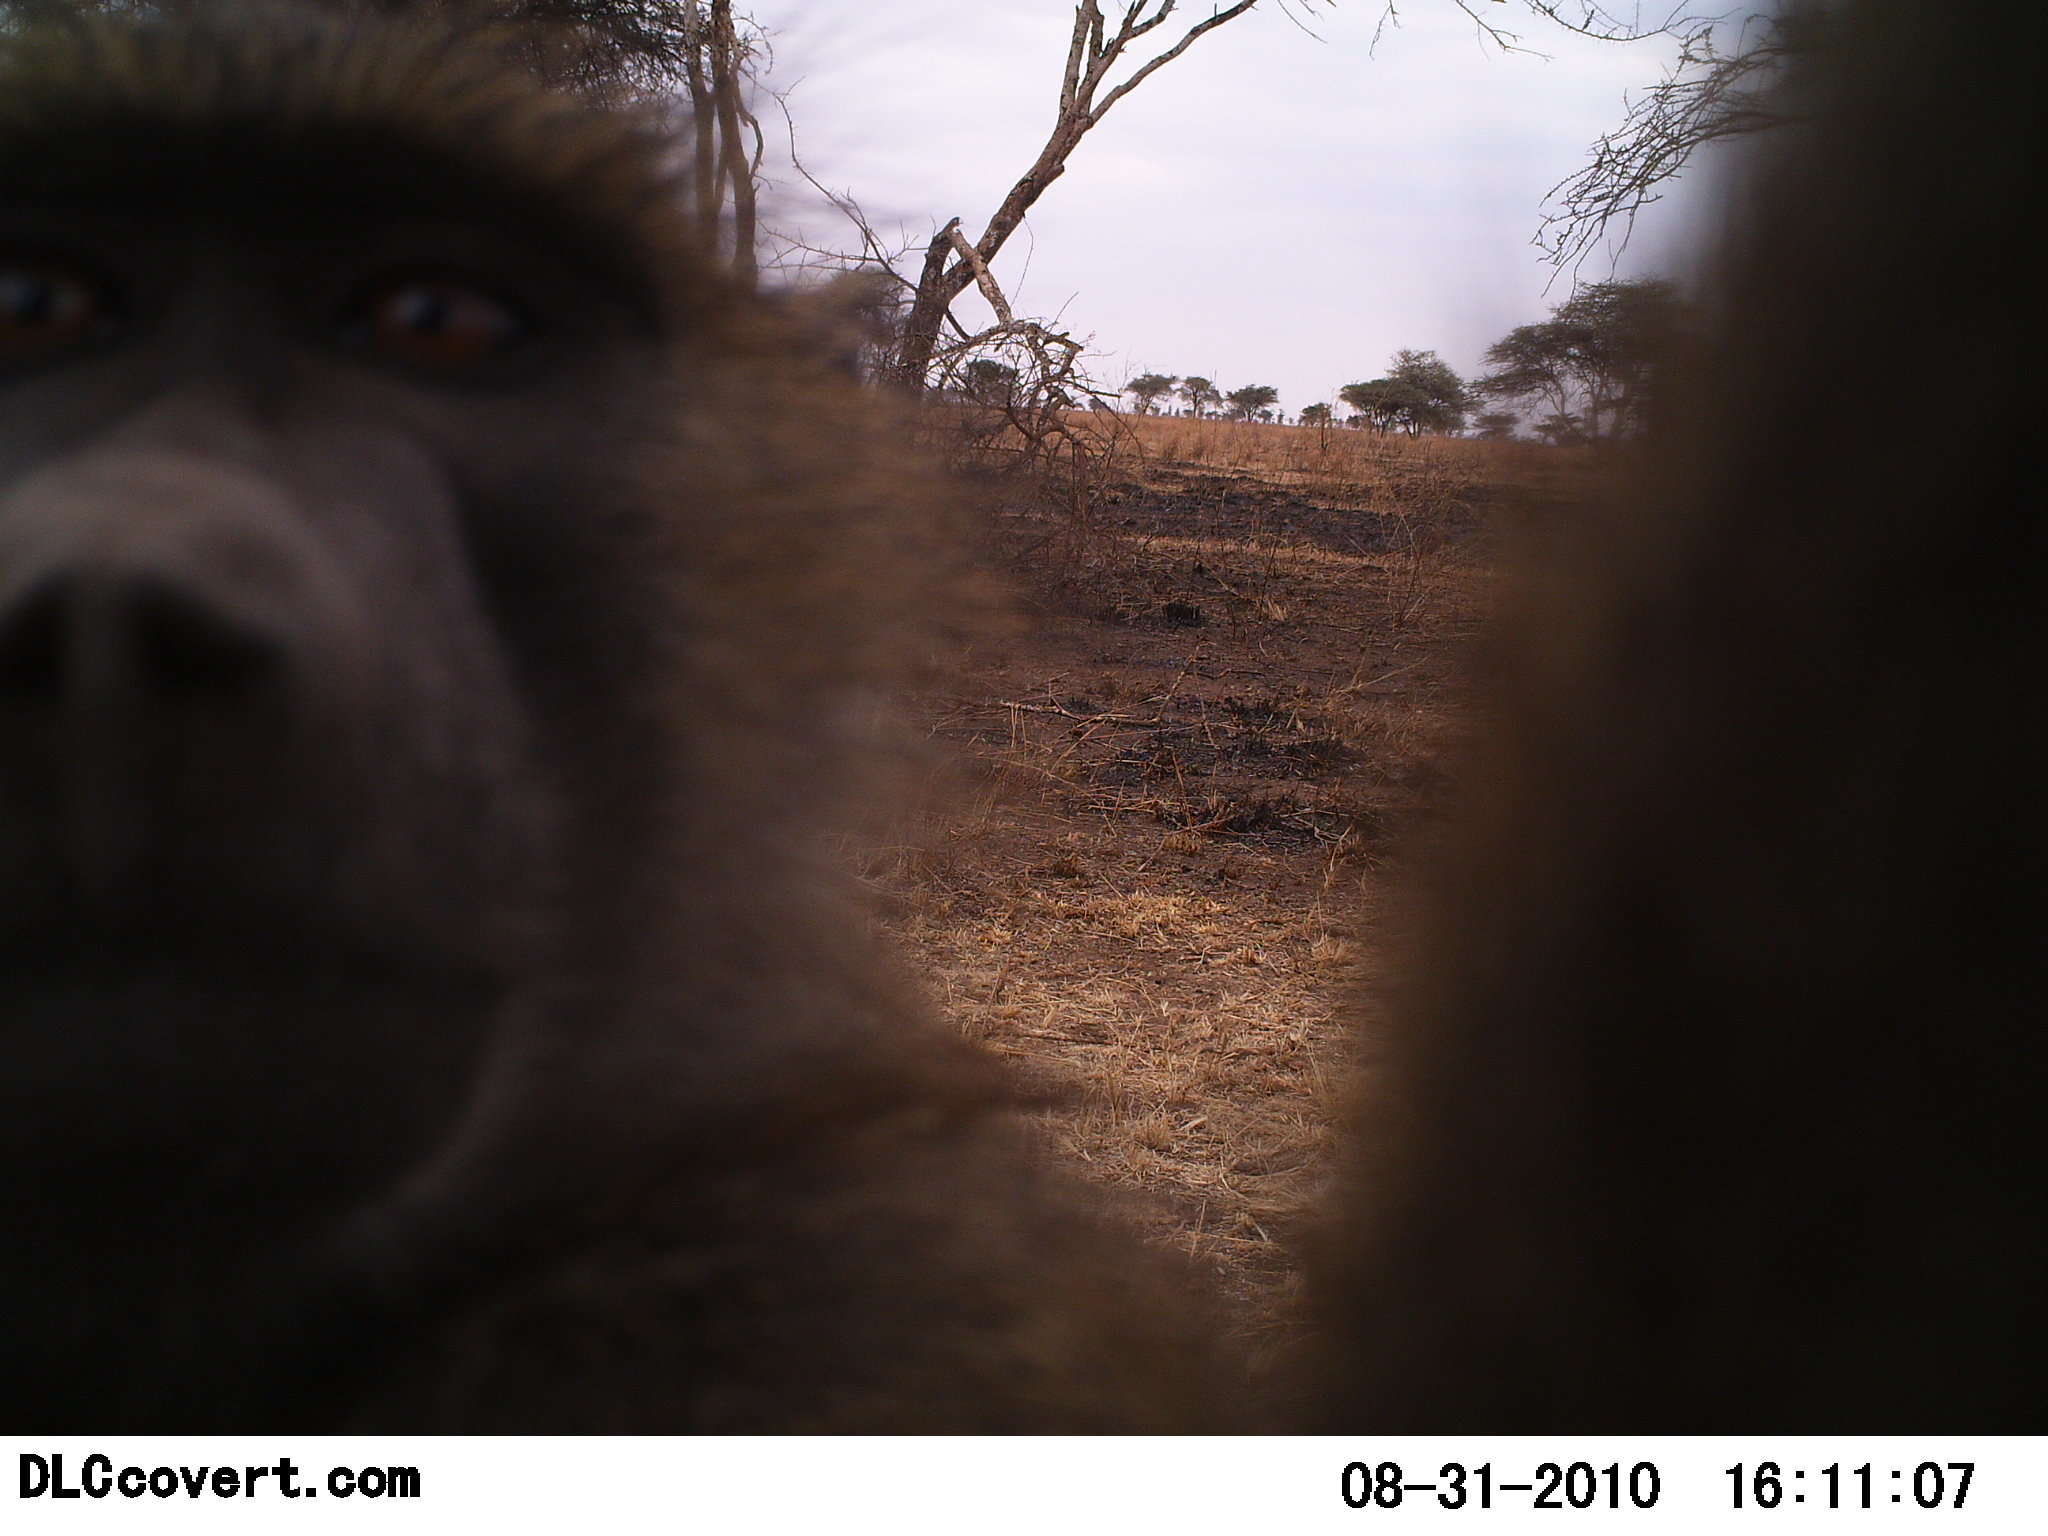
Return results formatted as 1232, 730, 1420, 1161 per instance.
1305, 0, 2046, 1430
0, 9, 1236, 1431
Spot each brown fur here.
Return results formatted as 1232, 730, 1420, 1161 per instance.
1305, 0, 2047, 1431
0, 9, 1236, 1431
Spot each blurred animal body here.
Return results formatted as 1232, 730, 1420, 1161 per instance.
0, 7, 1233, 1431
1305, 0, 2046, 1431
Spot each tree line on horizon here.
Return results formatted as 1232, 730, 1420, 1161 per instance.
1122, 278, 1688, 444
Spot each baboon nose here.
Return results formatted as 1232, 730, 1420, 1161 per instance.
0, 497, 345, 904
0, 565, 286, 707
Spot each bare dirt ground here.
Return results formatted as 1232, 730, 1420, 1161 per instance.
870, 417, 1580, 1352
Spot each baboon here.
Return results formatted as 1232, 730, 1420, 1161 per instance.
1306, 0, 2046, 1429
0, 8, 1239, 1431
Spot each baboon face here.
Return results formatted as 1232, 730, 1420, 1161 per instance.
0, 9, 1251, 1437
0, 23, 683, 1211
0, 172, 617, 948
0, 15, 916, 1299
5, 14, 1209, 1436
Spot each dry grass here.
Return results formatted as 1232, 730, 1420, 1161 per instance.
872, 416, 1575, 1345
1121, 411, 1570, 497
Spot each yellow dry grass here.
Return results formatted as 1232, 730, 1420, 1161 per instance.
875, 416, 1574, 1340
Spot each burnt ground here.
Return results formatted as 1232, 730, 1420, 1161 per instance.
865, 429, 1569, 1350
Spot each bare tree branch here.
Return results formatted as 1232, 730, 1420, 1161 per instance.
887, 1, 1324, 390
1089, 2, 1261, 125
1538, 9, 1791, 272
947, 225, 1015, 327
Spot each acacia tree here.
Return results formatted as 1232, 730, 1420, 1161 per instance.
1540, 8, 1797, 270
1339, 378, 1425, 435
1339, 351, 1469, 436
1366, 2, 1791, 270
1386, 349, 1470, 434
1177, 376, 1220, 418
1473, 324, 1574, 431
885, 1, 1333, 390
1300, 402, 1333, 428
1125, 372, 1178, 413
1224, 384, 1280, 421
1476, 278, 1688, 440
1532, 412, 1587, 446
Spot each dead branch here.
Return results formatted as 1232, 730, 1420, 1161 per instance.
1538, 9, 1790, 272
888, 2, 1327, 391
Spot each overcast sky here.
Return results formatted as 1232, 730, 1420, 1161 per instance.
764, 2, 1725, 416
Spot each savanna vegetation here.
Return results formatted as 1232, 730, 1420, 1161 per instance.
876, 412, 1590, 1336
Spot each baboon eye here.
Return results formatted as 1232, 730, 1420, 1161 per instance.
0, 260, 111, 363
348, 275, 528, 371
